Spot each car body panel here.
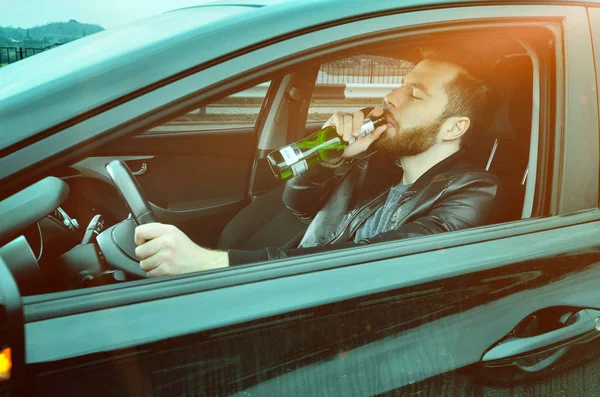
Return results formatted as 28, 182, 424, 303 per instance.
557, 6, 599, 213
24, 210, 600, 364
27, 212, 600, 395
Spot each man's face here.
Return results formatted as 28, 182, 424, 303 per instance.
373, 59, 462, 158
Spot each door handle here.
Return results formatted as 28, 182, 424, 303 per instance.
131, 162, 147, 176
482, 309, 600, 368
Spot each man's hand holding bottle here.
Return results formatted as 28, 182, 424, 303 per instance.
322, 106, 388, 163
266, 107, 388, 179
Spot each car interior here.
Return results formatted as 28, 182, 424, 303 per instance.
220, 29, 539, 250
0, 24, 552, 297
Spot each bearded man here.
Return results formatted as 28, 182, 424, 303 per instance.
133, 48, 501, 276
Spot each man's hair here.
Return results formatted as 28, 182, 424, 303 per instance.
417, 46, 496, 148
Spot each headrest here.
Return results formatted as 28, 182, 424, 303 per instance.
483, 55, 533, 139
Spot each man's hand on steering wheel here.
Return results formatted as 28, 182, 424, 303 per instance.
134, 223, 229, 277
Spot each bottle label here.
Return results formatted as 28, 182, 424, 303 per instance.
280, 144, 302, 166
291, 160, 308, 176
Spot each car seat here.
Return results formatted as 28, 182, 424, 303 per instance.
466, 54, 533, 223
217, 183, 308, 251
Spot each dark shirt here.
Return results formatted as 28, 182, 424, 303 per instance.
354, 182, 412, 242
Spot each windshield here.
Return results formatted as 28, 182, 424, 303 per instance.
0, 5, 258, 152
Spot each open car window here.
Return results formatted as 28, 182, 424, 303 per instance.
308, 55, 414, 125
149, 81, 272, 133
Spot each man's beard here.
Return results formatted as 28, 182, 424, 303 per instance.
372, 112, 444, 159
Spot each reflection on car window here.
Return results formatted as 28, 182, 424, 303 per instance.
151, 81, 272, 133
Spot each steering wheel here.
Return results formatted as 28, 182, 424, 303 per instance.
91, 160, 158, 279
105, 160, 158, 225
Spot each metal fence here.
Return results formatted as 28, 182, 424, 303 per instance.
0, 44, 61, 67
317, 56, 414, 84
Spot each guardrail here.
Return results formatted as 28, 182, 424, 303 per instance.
182, 83, 399, 119
319, 61, 409, 84
231, 83, 401, 99
0, 44, 61, 67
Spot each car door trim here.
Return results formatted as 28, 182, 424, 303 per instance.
24, 208, 600, 321
24, 210, 600, 364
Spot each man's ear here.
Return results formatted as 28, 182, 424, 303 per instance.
441, 116, 470, 141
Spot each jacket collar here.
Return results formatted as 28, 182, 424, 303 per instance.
402, 149, 469, 194
362, 149, 468, 190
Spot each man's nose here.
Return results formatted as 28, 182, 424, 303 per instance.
384, 87, 404, 108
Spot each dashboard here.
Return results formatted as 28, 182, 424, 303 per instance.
0, 176, 142, 296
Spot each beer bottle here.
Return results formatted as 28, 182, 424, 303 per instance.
267, 116, 386, 180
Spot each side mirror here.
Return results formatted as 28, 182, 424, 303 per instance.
0, 256, 25, 395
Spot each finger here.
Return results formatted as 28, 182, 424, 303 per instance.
352, 110, 364, 137
342, 113, 353, 142
146, 265, 171, 278
134, 237, 164, 260
139, 251, 163, 272
134, 222, 165, 245
333, 112, 344, 136
323, 112, 341, 131
369, 106, 385, 118
372, 124, 388, 138
361, 125, 387, 146
321, 116, 334, 129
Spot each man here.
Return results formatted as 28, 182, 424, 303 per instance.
134, 47, 501, 277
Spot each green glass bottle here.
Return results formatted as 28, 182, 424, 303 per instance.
267, 116, 386, 180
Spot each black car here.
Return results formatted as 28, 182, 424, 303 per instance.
1, 0, 600, 395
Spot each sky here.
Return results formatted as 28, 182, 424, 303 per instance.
0, 0, 218, 29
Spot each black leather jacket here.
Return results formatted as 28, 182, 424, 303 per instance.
227, 150, 501, 265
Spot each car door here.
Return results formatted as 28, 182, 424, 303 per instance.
11, 2, 600, 397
